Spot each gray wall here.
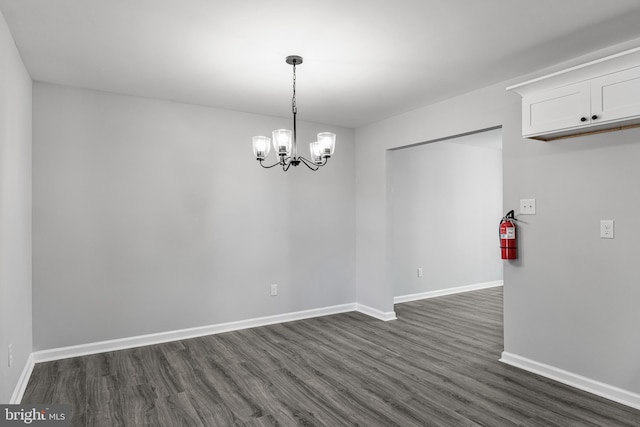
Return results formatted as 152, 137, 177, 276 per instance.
0, 10, 32, 403
503, 112, 640, 394
355, 84, 512, 314
388, 130, 503, 297
33, 83, 355, 350
355, 41, 640, 396
10, 17, 640, 402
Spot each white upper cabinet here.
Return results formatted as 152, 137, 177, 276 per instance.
591, 66, 640, 123
509, 47, 640, 141
523, 81, 590, 137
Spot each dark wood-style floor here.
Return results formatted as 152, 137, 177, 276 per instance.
22, 287, 640, 426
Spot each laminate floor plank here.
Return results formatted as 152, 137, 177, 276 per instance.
21, 361, 57, 404
473, 366, 614, 426
153, 391, 205, 427
21, 287, 640, 426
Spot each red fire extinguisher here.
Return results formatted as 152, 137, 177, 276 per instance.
499, 210, 517, 260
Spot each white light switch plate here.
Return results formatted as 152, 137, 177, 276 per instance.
520, 199, 536, 215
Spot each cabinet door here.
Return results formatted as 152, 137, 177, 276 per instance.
591, 66, 640, 123
522, 81, 591, 137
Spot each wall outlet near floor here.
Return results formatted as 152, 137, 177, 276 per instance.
600, 220, 614, 239
270, 284, 278, 296
8, 344, 13, 368
417, 268, 423, 277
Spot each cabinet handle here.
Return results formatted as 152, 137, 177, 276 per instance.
580, 117, 587, 122
592, 115, 599, 120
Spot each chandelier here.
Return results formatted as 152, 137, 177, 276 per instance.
252, 55, 336, 171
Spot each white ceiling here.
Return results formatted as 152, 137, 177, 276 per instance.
2, 0, 640, 128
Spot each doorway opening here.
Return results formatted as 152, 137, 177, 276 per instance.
388, 127, 503, 302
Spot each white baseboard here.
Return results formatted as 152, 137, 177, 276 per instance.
21, 288, 640, 414
500, 352, 640, 411
34, 302, 395, 363
356, 303, 397, 321
394, 280, 503, 304
34, 285, 500, 365
10, 352, 35, 404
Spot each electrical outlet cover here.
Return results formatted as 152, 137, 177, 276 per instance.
600, 220, 614, 239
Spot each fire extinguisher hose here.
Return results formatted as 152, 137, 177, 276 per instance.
500, 209, 516, 225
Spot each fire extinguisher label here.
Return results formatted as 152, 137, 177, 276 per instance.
500, 228, 515, 239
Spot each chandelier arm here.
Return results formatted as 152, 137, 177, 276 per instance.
259, 159, 284, 169
302, 155, 329, 167
297, 156, 324, 171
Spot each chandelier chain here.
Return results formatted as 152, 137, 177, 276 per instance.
292, 62, 297, 115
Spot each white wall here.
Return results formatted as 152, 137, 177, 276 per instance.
389, 129, 503, 298
0, 10, 32, 403
355, 40, 640, 402
32, 83, 355, 350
